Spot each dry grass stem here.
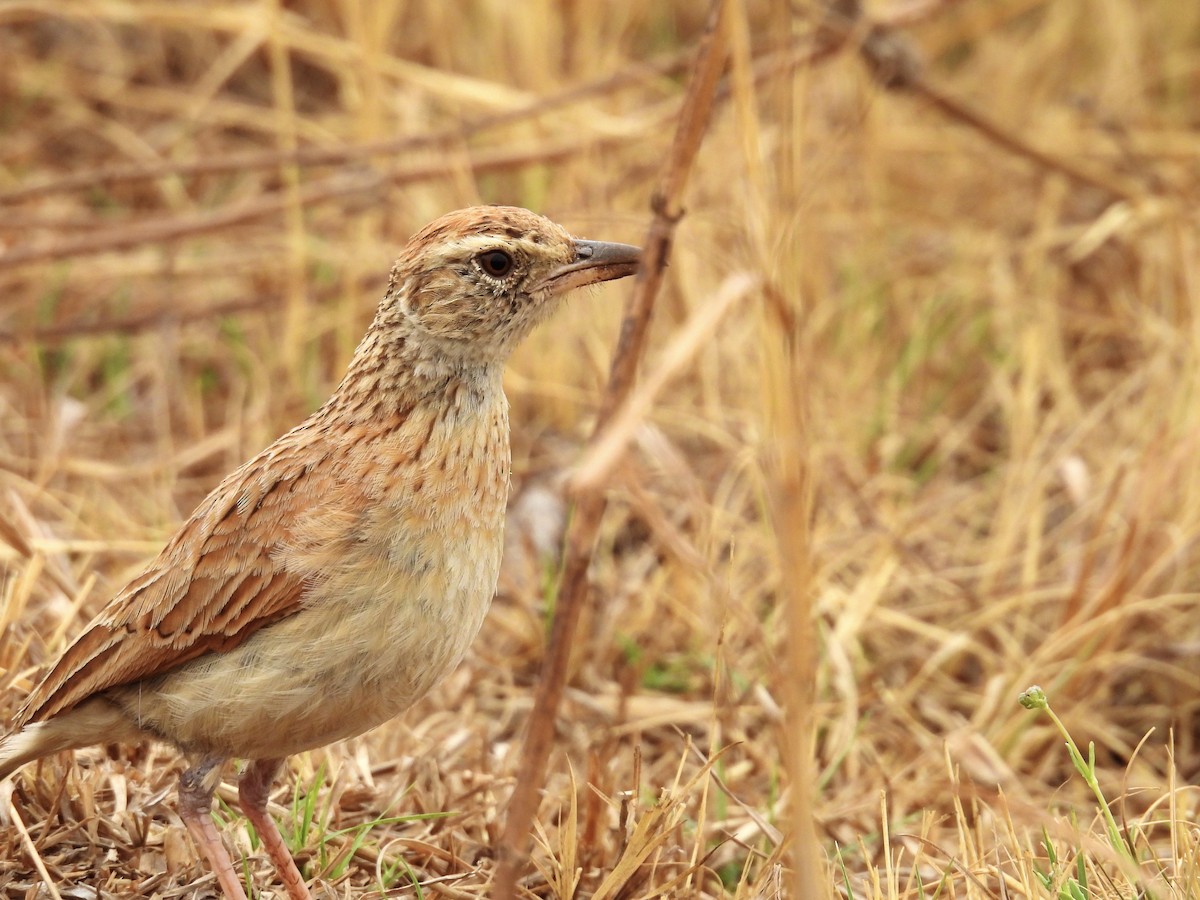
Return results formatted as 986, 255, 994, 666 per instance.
571, 272, 757, 493
493, 1, 732, 895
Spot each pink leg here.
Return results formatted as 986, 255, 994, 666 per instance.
177, 758, 249, 900
239, 758, 312, 900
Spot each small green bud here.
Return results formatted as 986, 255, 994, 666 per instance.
1019, 685, 1048, 710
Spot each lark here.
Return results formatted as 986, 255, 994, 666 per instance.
0, 206, 640, 900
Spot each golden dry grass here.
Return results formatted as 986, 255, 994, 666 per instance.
1, 1, 1199, 898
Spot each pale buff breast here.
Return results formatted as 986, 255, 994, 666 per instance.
109, 385, 511, 761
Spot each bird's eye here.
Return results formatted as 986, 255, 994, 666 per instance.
477, 250, 514, 278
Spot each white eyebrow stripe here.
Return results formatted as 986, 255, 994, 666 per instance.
432, 235, 557, 263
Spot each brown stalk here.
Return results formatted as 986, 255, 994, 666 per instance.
0, 48, 693, 205
762, 292, 824, 897
0, 295, 282, 345
0, 11, 954, 210
0, 173, 377, 271
825, 0, 1144, 204
0, 137, 613, 271
3, 11, 984, 279
489, 2, 732, 897
911, 78, 1144, 204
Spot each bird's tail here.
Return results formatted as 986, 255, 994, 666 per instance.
0, 699, 133, 781
0, 723, 63, 781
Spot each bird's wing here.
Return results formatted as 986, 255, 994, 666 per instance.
14, 433, 358, 727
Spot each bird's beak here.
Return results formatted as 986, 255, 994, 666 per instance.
543, 239, 642, 294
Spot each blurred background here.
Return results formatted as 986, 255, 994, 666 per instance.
1, 1, 1198, 897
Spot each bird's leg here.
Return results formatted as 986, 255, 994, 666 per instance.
239, 757, 312, 900
177, 757, 249, 900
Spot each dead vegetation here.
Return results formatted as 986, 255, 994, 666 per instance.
1, 1, 1199, 897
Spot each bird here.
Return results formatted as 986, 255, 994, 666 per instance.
0, 206, 640, 900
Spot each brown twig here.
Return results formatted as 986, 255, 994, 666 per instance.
0, 294, 283, 345
0, 137, 616, 271
825, 0, 1144, 204
763, 284, 823, 897
910, 74, 1144, 203
0, 48, 693, 205
0, 173, 378, 270
489, 2, 732, 897
3, 11, 980, 278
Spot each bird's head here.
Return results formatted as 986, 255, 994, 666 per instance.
383, 206, 641, 363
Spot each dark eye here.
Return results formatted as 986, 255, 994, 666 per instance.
478, 250, 514, 278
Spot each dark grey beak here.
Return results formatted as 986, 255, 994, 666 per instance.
543, 239, 641, 294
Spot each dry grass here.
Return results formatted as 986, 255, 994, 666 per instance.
1, 1, 1199, 897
